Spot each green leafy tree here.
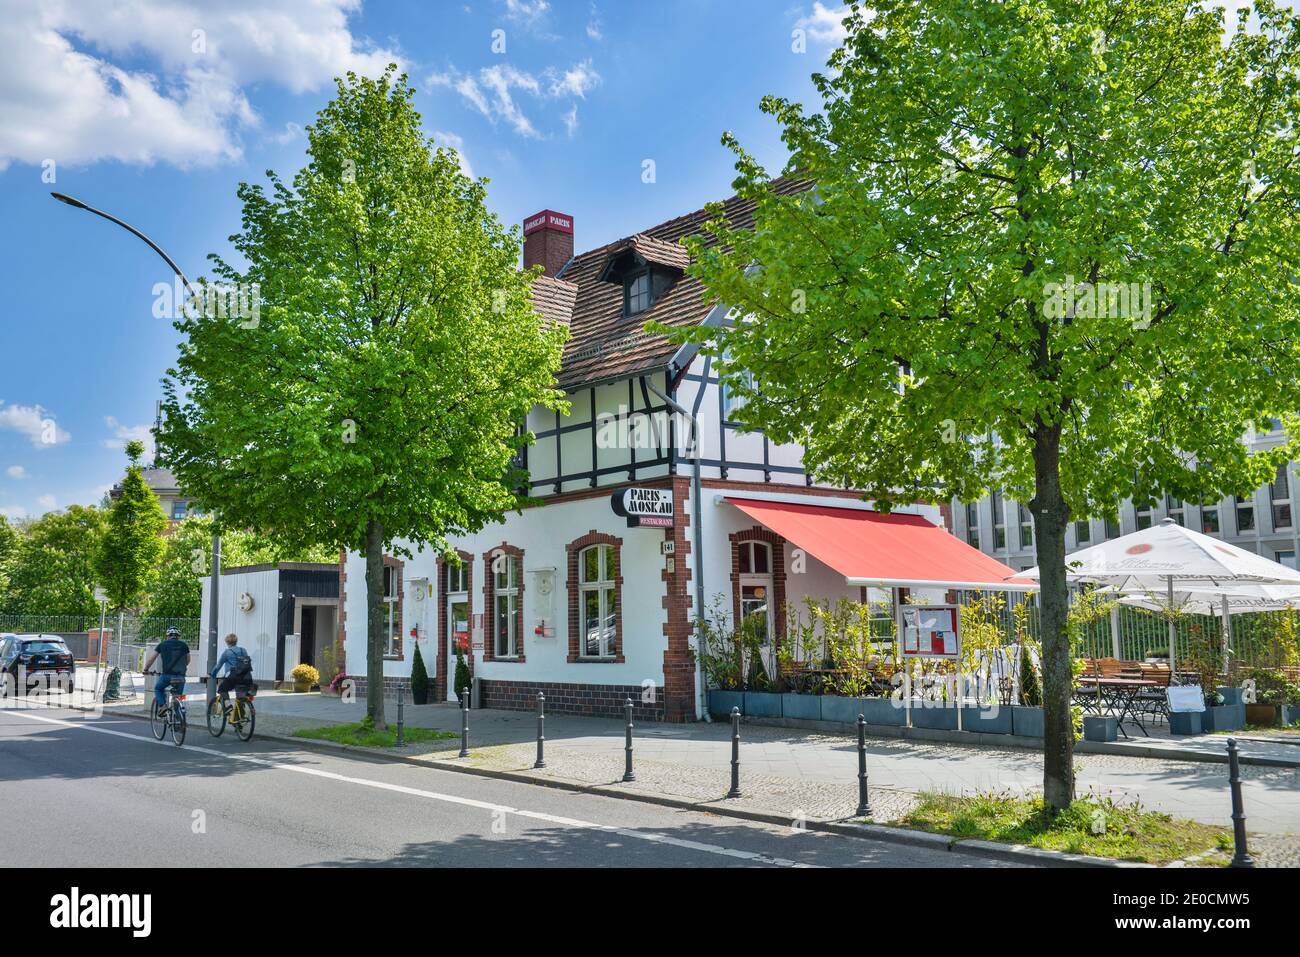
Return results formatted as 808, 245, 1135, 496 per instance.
146, 514, 335, 619
95, 441, 168, 616
0, 515, 17, 601
157, 69, 566, 728
2, 506, 106, 617
671, 0, 1300, 810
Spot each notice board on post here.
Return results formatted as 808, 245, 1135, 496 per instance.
900, 605, 961, 659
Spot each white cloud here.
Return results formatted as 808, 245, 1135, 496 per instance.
103, 416, 156, 461
0, 505, 27, 521
562, 104, 578, 137
794, 2, 849, 45
272, 121, 303, 145
432, 59, 601, 139
5, 465, 28, 479
586, 2, 604, 40
36, 494, 56, 513
546, 59, 600, 99
0, 403, 71, 448
0, 0, 400, 171
503, 0, 550, 25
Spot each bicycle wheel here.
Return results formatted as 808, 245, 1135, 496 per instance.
170, 704, 187, 746
150, 699, 166, 740
206, 697, 227, 737
235, 699, 255, 741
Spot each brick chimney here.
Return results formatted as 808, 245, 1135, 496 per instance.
523, 210, 574, 277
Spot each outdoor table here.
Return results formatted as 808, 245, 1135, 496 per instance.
1074, 676, 1158, 738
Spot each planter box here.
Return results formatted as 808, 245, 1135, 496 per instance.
1083, 715, 1118, 742
1168, 711, 1203, 735
1201, 703, 1244, 733
743, 691, 783, 718
1011, 706, 1045, 738
1283, 704, 1300, 727
960, 705, 1012, 734
1245, 703, 1280, 727
819, 695, 865, 725
860, 696, 906, 727
1217, 687, 1245, 706
781, 693, 821, 721
909, 702, 959, 731
707, 690, 744, 718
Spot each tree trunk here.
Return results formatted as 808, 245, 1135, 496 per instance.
365, 517, 387, 730
1030, 425, 1074, 813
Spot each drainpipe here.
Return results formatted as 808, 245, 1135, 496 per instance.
647, 375, 710, 722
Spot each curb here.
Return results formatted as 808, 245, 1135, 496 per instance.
81, 703, 1148, 868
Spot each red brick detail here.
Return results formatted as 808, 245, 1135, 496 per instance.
661, 475, 696, 721
565, 530, 625, 663
482, 543, 526, 663
479, 679, 664, 721
435, 549, 474, 702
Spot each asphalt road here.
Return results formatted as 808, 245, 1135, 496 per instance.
0, 704, 1033, 868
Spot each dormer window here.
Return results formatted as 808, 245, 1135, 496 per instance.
599, 234, 688, 319
626, 270, 652, 315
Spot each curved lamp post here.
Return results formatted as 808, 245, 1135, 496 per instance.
50, 192, 222, 703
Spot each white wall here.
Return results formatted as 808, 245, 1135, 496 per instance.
200, 568, 279, 681
343, 493, 671, 688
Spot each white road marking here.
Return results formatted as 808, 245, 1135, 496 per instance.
7, 710, 816, 868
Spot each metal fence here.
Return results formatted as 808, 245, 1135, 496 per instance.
0, 614, 201, 645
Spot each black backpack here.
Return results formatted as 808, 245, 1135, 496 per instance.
229, 652, 253, 683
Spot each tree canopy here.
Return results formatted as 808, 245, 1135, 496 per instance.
673, 0, 1300, 809
94, 440, 168, 613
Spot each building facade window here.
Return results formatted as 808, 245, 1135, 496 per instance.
1235, 495, 1256, 533
1166, 495, 1185, 526
965, 501, 980, 549
566, 532, 623, 663
1074, 520, 1091, 545
1135, 502, 1154, 530
990, 489, 1007, 550
1104, 516, 1121, 539
482, 545, 525, 662
1271, 464, 1292, 530
1018, 502, 1033, 549
1201, 502, 1221, 535
1277, 549, 1297, 570
382, 563, 401, 658
729, 529, 787, 677
172, 500, 187, 520
625, 270, 651, 315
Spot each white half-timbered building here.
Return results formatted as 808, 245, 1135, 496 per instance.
338, 182, 1018, 721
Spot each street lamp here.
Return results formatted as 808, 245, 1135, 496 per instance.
50, 192, 222, 704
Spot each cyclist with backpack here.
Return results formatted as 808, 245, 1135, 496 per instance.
211, 633, 253, 704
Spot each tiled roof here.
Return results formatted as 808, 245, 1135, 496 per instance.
529, 274, 578, 328
546, 177, 811, 390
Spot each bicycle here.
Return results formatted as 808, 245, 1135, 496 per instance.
202, 676, 257, 741
144, 671, 187, 746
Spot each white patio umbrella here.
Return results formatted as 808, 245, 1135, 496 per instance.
1020, 518, 1300, 671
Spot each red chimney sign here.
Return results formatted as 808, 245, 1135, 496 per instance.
523, 210, 573, 236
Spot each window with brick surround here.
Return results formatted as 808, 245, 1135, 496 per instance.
382, 564, 401, 658
492, 553, 520, 658
566, 531, 623, 662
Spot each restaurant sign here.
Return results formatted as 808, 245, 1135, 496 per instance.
611, 487, 674, 528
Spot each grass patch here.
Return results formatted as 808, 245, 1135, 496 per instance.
292, 719, 458, 748
896, 791, 1233, 865
1211, 723, 1300, 735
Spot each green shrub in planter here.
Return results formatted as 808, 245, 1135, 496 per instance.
454, 647, 471, 699
410, 643, 429, 705
1018, 646, 1042, 707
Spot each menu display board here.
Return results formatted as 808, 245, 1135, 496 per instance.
901, 605, 961, 659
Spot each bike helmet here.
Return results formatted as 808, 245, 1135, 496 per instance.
165, 626, 181, 639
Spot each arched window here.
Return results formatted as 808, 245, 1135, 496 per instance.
579, 544, 619, 658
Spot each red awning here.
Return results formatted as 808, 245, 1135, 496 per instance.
725, 497, 1035, 591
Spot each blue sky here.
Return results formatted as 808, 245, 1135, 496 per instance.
0, 0, 852, 521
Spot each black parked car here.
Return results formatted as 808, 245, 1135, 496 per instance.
0, 634, 76, 695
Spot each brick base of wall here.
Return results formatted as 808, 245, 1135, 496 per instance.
479, 679, 667, 722
347, 674, 414, 699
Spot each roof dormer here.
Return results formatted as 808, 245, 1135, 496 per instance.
598, 234, 687, 317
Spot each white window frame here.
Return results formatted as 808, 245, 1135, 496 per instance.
493, 557, 519, 659
1271, 465, 1292, 531
578, 544, 618, 658
382, 565, 400, 658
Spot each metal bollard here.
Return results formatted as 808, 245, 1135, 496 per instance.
458, 690, 470, 758
396, 683, 405, 748
727, 706, 742, 798
623, 697, 636, 782
534, 692, 546, 769
856, 714, 871, 818
1227, 738, 1255, 868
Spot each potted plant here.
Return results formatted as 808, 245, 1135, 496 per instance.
409, 643, 430, 704
290, 663, 319, 693
1185, 625, 1242, 732
1011, 643, 1046, 737
452, 638, 471, 701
